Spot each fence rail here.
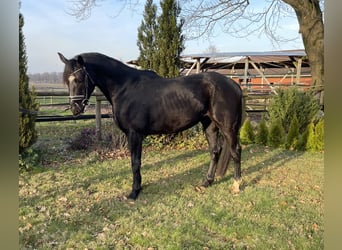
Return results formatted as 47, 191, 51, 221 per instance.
30, 83, 322, 140
33, 89, 109, 140
36, 114, 112, 122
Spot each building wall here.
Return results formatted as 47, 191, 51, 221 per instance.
230, 75, 312, 92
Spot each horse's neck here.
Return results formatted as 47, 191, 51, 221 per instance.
93, 66, 136, 104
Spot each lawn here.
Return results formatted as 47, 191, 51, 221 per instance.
19, 120, 324, 249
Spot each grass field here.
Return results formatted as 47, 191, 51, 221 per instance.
19, 120, 324, 249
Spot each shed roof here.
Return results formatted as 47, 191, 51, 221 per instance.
182, 49, 306, 59
181, 49, 309, 70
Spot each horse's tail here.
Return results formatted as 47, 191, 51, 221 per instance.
215, 137, 231, 177
215, 88, 243, 178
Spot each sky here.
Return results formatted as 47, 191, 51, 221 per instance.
21, 0, 304, 74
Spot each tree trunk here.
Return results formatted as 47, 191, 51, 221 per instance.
282, 0, 324, 105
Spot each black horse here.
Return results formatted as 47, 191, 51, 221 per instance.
58, 52, 243, 199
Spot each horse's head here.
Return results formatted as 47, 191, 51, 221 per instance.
58, 52, 95, 116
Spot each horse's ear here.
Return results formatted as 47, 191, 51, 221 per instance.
58, 52, 68, 64
77, 55, 85, 66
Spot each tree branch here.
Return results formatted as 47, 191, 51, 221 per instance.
182, 0, 299, 46
66, 0, 100, 20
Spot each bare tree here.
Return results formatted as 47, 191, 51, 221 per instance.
204, 45, 220, 54
183, 0, 296, 41
182, 0, 324, 90
282, 0, 324, 91
67, 0, 141, 19
67, 0, 98, 19
66, 0, 324, 100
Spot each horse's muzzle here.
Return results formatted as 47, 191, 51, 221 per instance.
70, 100, 86, 116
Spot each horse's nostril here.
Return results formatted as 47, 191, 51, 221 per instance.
70, 101, 86, 116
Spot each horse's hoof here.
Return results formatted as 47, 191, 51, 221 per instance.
231, 179, 242, 194
127, 188, 142, 200
201, 179, 214, 188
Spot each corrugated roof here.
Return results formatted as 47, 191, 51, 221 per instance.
181, 49, 309, 70
181, 49, 306, 59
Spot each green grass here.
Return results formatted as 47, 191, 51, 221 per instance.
19, 121, 323, 249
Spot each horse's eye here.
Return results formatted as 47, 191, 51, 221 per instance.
74, 78, 81, 84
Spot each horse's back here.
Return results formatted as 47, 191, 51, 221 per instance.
115, 71, 242, 135
201, 72, 242, 96
115, 74, 209, 134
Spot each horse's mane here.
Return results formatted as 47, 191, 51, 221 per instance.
77, 53, 129, 71
75, 52, 158, 77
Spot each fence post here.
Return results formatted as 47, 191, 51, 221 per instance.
242, 89, 248, 124
95, 98, 102, 141
196, 58, 201, 73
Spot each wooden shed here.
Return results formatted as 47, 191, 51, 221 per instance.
180, 49, 311, 93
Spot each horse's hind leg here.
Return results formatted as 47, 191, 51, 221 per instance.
201, 117, 221, 187
223, 128, 242, 193
209, 114, 242, 192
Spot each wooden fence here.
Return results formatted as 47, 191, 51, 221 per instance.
33, 83, 318, 140
34, 88, 110, 140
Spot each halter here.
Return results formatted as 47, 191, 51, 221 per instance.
68, 66, 95, 111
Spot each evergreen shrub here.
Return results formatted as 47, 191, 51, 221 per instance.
306, 119, 324, 151
255, 118, 268, 146
315, 119, 324, 151
267, 87, 320, 134
268, 119, 284, 148
295, 127, 309, 151
285, 115, 299, 150
240, 118, 255, 145
19, 13, 39, 154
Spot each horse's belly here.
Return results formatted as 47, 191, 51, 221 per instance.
149, 107, 205, 134
121, 89, 208, 134
147, 93, 207, 133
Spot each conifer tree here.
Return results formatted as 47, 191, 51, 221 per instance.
240, 118, 255, 145
306, 119, 324, 152
295, 126, 309, 151
268, 119, 284, 148
267, 87, 319, 134
137, 0, 158, 70
155, 0, 185, 77
306, 121, 316, 151
315, 119, 324, 151
19, 13, 39, 153
255, 118, 268, 146
285, 115, 299, 150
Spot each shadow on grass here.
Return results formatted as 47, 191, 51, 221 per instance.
201, 145, 305, 192
20, 145, 313, 248
26, 144, 305, 204
91, 148, 209, 198
23, 142, 306, 206
87, 144, 304, 199
239, 145, 305, 190
21, 149, 208, 203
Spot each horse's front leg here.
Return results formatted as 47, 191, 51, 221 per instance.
127, 131, 143, 200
